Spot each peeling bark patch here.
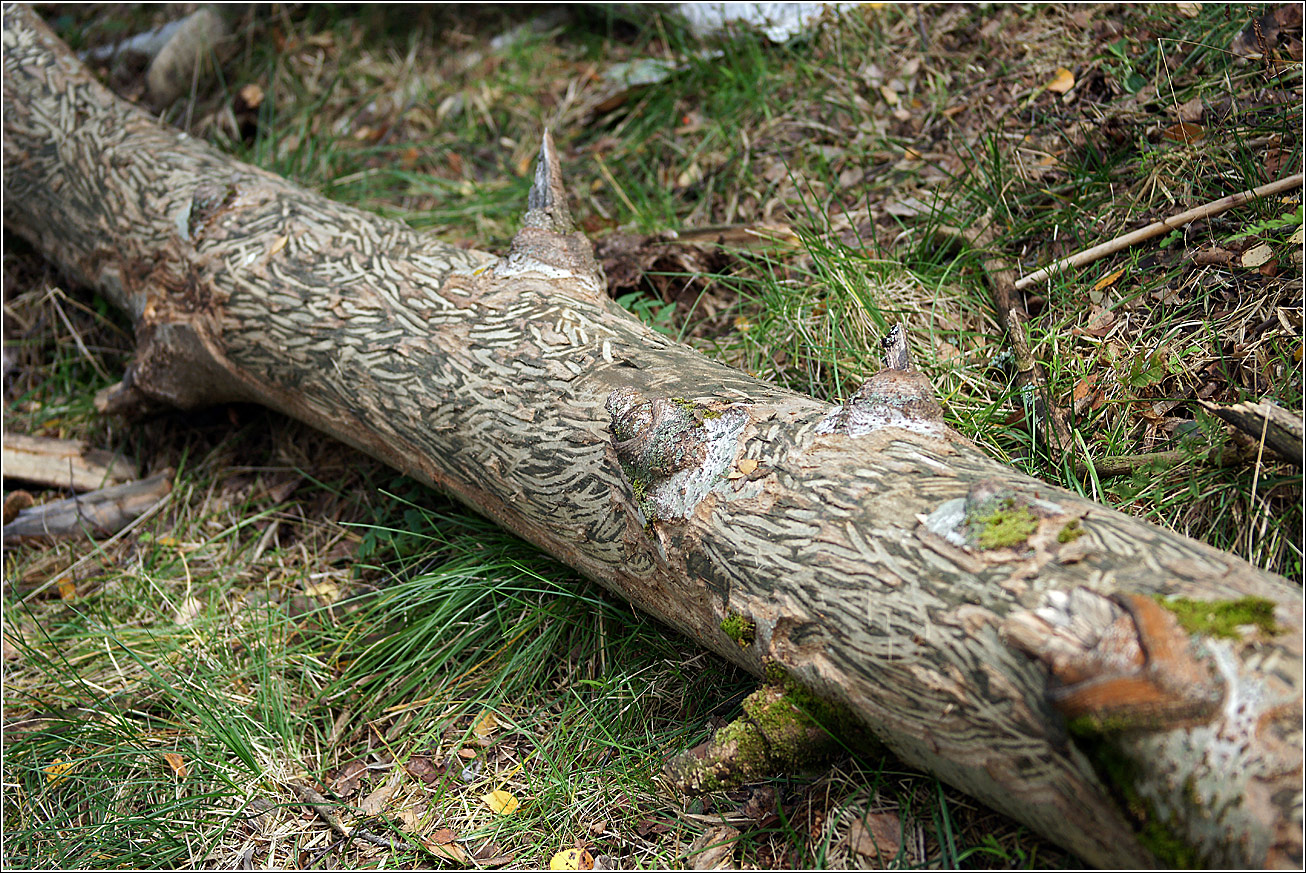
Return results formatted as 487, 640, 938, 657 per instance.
183, 178, 239, 240
919, 481, 1083, 568
1003, 589, 1225, 733
606, 388, 748, 521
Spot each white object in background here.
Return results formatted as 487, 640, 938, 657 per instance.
674, 2, 854, 42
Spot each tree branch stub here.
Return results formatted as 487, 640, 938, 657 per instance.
3, 6, 1302, 867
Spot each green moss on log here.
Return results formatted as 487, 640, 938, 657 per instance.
968, 499, 1038, 549
1057, 518, 1084, 543
720, 613, 755, 648
1154, 595, 1279, 639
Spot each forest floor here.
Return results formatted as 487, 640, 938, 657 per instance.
3, 3, 1301, 869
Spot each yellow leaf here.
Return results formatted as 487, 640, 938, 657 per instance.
162, 752, 188, 777
1046, 68, 1075, 94
1240, 243, 1273, 268
45, 759, 74, 785
878, 84, 899, 106
57, 578, 77, 601
1091, 268, 1125, 292
737, 458, 759, 475
472, 710, 498, 737
304, 579, 339, 600
549, 848, 594, 870
426, 839, 471, 863
268, 235, 289, 257
482, 790, 519, 815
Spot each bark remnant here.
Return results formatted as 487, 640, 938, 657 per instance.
3, 6, 1302, 867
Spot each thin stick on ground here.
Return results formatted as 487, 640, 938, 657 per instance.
289, 780, 404, 852
1014, 173, 1305, 289
939, 221, 1075, 462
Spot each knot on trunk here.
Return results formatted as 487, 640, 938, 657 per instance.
816, 368, 945, 437
605, 388, 748, 522
607, 389, 706, 478
1003, 589, 1227, 734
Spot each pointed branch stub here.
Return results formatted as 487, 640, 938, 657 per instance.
496, 129, 605, 295
522, 129, 575, 234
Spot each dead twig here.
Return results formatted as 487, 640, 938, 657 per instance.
288, 780, 403, 852
938, 222, 1075, 462
1015, 173, 1304, 289
2, 470, 172, 545
1074, 446, 1242, 477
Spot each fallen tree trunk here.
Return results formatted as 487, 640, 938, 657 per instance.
3, 5, 1301, 867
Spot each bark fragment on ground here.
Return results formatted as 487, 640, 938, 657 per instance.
2, 471, 172, 545
2, 433, 137, 491
3, 5, 1302, 867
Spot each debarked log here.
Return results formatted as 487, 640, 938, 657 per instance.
3, 5, 1301, 868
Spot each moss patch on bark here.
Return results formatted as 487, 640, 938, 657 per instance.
967, 498, 1039, 549
720, 613, 755, 648
1154, 595, 1279, 639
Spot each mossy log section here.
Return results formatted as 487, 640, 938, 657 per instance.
3, 5, 1302, 867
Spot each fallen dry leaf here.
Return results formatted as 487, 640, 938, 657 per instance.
45, 759, 74, 785
162, 752, 188, 778
728, 458, 759, 480
472, 710, 499, 737
1076, 308, 1118, 339
331, 759, 367, 797
1162, 122, 1204, 144
1046, 67, 1075, 94
849, 812, 902, 863
1175, 95, 1204, 123
3, 490, 34, 524
687, 825, 740, 870
404, 755, 439, 785
1072, 373, 1106, 415
482, 789, 520, 815
1241, 242, 1274, 268
358, 771, 401, 816
396, 806, 423, 832
304, 578, 339, 600
1091, 267, 1125, 292
549, 848, 595, 870
424, 837, 471, 864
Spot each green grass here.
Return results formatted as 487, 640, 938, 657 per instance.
5, 3, 1300, 869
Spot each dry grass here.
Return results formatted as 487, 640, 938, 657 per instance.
3, 3, 1301, 869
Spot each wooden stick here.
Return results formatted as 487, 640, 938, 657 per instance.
935, 222, 1075, 461
2, 470, 172, 545
1015, 173, 1305, 289
2, 432, 136, 491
